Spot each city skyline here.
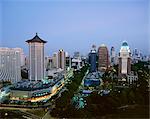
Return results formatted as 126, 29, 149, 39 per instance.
0, 0, 149, 56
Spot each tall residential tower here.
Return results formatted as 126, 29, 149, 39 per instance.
0, 47, 22, 83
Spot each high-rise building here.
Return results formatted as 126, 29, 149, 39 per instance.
52, 52, 58, 68
118, 41, 131, 76
66, 55, 71, 68
25, 56, 29, 67
16, 48, 25, 67
114, 55, 119, 65
133, 48, 139, 56
45, 56, 53, 70
89, 45, 97, 72
58, 49, 66, 70
110, 46, 115, 66
98, 44, 109, 71
26, 33, 47, 81
132, 48, 142, 63
73, 52, 80, 58
71, 52, 82, 71
0, 47, 22, 83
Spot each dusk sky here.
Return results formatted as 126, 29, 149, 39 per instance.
0, 0, 149, 56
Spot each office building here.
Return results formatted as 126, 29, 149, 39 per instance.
26, 33, 47, 81
52, 52, 58, 68
66, 55, 71, 68
0, 47, 22, 83
118, 41, 131, 76
45, 56, 53, 70
89, 45, 97, 72
71, 52, 83, 71
74, 52, 80, 58
98, 44, 109, 71
58, 49, 66, 70
133, 48, 139, 57
24, 56, 29, 67
132, 48, 142, 63
110, 46, 115, 66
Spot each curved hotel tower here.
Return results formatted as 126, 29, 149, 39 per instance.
26, 33, 47, 81
0, 48, 22, 83
118, 41, 131, 76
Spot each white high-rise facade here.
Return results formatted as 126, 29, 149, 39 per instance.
0, 47, 22, 83
118, 41, 131, 75
26, 33, 47, 81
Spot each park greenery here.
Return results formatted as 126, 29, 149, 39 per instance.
51, 61, 149, 118
50, 65, 89, 117
82, 61, 149, 118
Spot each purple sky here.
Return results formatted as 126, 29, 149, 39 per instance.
0, 0, 149, 56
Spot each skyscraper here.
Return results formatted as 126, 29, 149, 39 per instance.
26, 33, 47, 81
52, 52, 59, 68
118, 41, 131, 76
110, 46, 115, 66
132, 48, 142, 63
58, 49, 66, 70
66, 54, 71, 68
71, 52, 82, 71
89, 45, 97, 72
0, 47, 22, 83
98, 44, 109, 71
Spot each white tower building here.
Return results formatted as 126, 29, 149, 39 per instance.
26, 33, 47, 81
118, 41, 131, 76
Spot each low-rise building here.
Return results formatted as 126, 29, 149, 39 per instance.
83, 72, 102, 90
10, 73, 65, 102
71, 58, 83, 71
127, 71, 138, 84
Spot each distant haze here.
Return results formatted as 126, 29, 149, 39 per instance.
0, 0, 149, 56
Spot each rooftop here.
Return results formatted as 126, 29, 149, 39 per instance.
11, 74, 64, 91
100, 44, 106, 47
122, 41, 128, 46
26, 33, 47, 43
86, 72, 101, 79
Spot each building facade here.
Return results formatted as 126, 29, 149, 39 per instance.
66, 55, 71, 68
89, 45, 97, 72
71, 52, 83, 71
58, 49, 66, 70
110, 46, 115, 66
98, 44, 109, 71
52, 52, 58, 68
127, 71, 138, 84
0, 47, 22, 83
26, 33, 47, 81
118, 41, 131, 76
